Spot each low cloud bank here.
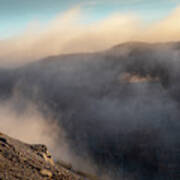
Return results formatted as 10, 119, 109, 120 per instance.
0, 6, 180, 67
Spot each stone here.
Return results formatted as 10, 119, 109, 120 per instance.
40, 169, 53, 178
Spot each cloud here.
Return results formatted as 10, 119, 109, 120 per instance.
0, 6, 180, 67
142, 7, 180, 42
0, 98, 62, 157
0, 90, 99, 174
0, 95, 83, 165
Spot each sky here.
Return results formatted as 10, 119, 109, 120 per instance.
0, 0, 180, 39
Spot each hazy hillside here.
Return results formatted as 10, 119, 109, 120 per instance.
0, 42, 180, 179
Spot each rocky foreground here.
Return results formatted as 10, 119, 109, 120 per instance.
0, 132, 98, 180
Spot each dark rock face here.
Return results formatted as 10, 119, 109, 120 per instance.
0, 132, 84, 180
0, 42, 180, 179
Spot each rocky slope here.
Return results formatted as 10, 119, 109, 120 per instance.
0, 132, 97, 180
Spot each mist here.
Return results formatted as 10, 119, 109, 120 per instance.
0, 40, 180, 179
0, 81, 102, 176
